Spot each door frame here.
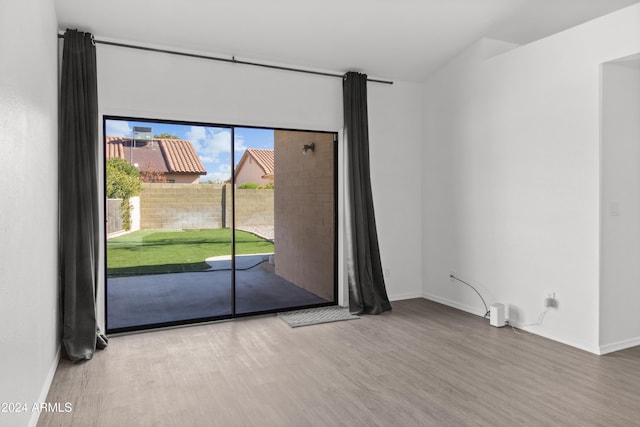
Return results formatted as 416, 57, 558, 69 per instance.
103, 115, 338, 334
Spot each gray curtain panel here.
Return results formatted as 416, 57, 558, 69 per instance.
343, 72, 392, 315
59, 29, 108, 361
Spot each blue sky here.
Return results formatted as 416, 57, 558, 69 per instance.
105, 119, 274, 183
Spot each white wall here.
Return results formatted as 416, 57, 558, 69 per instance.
422, 4, 640, 353
369, 81, 424, 301
600, 58, 640, 354
0, 0, 60, 426
130, 196, 141, 232
96, 42, 423, 308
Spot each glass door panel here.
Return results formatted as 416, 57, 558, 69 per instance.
105, 118, 233, 332
234, 128, 335, 315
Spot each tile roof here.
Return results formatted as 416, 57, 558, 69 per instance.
244, 148, 275, 177
106, 137, 206, 175
160, 139, 207, 174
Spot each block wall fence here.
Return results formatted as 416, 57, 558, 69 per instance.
139, 183, 273, 230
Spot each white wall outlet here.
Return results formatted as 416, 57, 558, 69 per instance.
610, 201, 621, 216
544, 292, 557, 308
384, 268, 391, 278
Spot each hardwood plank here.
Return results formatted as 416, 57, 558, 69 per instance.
38, 299, 640, 426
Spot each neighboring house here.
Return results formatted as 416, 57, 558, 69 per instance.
106, 136, 206, 184
234, 148, 274, 186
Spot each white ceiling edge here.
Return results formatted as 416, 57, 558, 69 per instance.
607, 52, 640, 69
54, 0, 640, 83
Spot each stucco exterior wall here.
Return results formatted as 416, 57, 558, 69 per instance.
165, 173, 201, 184
235, 160, 273, 186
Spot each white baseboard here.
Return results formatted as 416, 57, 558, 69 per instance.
388, 291, 423, 302
28, 345, 61, 427
599, 337, 640, 355
514, 326, 600, 354
421, 292, 487, 317
420, 294, 602, 355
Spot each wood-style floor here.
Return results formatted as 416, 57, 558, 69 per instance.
39, 299, 640, 427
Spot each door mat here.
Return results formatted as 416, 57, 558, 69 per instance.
278, 306, 360, 328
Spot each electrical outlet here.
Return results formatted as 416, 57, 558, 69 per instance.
544, 292, 557, 308
384, 268, 391, 278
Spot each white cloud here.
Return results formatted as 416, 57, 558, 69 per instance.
187, 126, 248, 163
188, 127, 231, 163
234, 135, 247, 153
200, 164, 231, 183
186, 126, 207, 142
105, 120, 132, 137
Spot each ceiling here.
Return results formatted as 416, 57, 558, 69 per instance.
54, 0, 640, 82
610, 53, 640, 69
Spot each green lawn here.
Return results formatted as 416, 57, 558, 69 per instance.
107, 228, 273, 277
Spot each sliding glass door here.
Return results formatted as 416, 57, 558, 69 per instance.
104, 117, 336, 333
234, 129, 335, 315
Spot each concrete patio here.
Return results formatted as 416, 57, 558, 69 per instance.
106, 254, 330, 330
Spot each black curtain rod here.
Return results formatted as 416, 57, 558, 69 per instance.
57, 34, 393, 85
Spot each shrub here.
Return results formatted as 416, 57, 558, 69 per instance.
239, 182, 261, 189
106, 158, 142, 230
238, 182, 274, 189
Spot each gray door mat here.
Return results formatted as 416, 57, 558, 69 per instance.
278, 306, 360, 328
